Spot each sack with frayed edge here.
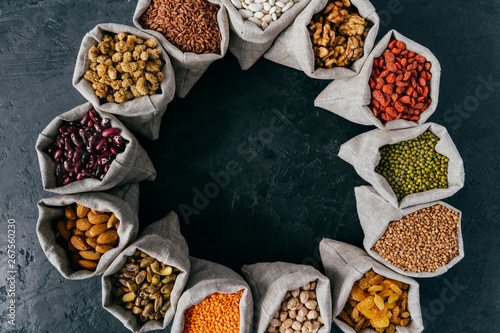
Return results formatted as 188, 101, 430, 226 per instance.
264, 0, 379, 79
102, 211, 190, 333
133, 0, 230, 98
355, 185, 464, 278
241, 261, 332, 333
36, 102, 156, 194
320, 238, 424, 333
171, 257, 253, 333
315, 29, 441, 130
221, 0, 312, 70
36, 183, 140, 280
73, 23, 176, 140
338, 122, 464, 209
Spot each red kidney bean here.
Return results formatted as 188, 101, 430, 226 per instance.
97, 151, 111, 166
67, 125, 79, 134
110, 146, 119, 155
96, 138, 108, 151
64, 137, 74, 152
82, 169, 93, 177
101, 118, 111, 129
56, 163, 64, 177
81, 151, 90, 165
75, 161, 83, 174
76, 173, 84, 181
59, 121, 69, 134
72, 148, 83, 164
71, 133, 84, 148
112, 135, 123, 146
95, 165, 104, 178
53, 149, 63, 161
62, 177, 75, 186
87, 119, 95, 128
93, 123, 102, 132
102, 128, 119, 138
80, 112, 90, 126
56, 136, 64, 149
89, 108, 102, 124
63, 160, 71, 171
89, 134, 100, 149
104, 162, 111, 173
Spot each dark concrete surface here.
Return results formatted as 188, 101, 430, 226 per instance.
0, 0, 499, 332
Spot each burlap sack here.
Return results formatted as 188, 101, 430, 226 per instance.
241, 261, 332, 333
263, 0, 379, 79
338, 122, 465, 209
36, 102, 156, 194
72, 23, 176, 140
315, 29, 441, 130
133, 0, 230, 98
319, 238, 424, 333
221, 0, 312, 70
36, 183, 140, 280
102, 211, 190, 333
355, 185, 464, 278
171, 257, 253, 333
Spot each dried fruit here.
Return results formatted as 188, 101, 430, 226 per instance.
369, 39, 432, 122
339, 270, 411, 333
110, 250, 181, 325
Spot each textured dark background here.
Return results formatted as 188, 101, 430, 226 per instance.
1, 0, 499, 332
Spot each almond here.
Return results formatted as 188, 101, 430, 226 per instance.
67, 241, 79, 253
78, 259, 97, 271
56, 220, 71, 241
71, 235, 90, 251
88, 223, 109, 238
79, 250, 101, 261
65, 205, 77, 220
76, 204, 91, 218
86, 236, 98, 248
97, 229, 118, 245
76, 218, 92, 232
72, 229, 84, 236
95, 244, 114, 254
107, 213, 119, 228
88, 211, 110, 224
84, 229, 93, 238
66, 218, 76, 230
70, 253, 82, 271
91, 208, 104, 214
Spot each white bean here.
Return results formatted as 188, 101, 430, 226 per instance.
269, 6, 277, 14
269, 0, 276, 5
282, 1, 293, 11
262, 21, 269, 30
263, 2, 272, 11
275, 1, 286, 7
239, 9, 253, 18
272, 12, 278, 21
248, 16, 262, 26
245, 0, 253, 4
254, 11, 264, 19
231, 0, 243, 8
248, 3, 263, 11
262, 14, 273, 23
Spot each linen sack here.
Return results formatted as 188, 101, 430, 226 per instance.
241, 261, 332, 333
264, 0, 379, 79
36, 102, 156, 194
221, 0, 312, 70
102, 211, 191, 333
338, 122, 465, 209
355, 185, 464, 278
315, 29, 441, 130
171, 257, 254, 333
36, 183, 140, 280
319, 238, 424, 333
72, 23, 176, 140
133, 0, 230, 98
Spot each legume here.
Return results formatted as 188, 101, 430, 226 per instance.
183, 290, 243, 333
375, 129, 448, 201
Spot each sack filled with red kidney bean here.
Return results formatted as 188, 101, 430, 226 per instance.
369, 39, 432, 122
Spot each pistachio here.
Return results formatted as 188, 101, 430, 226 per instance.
161, 283, 173, 294
140, 256, 155, 268
150, 260, 160, 273
124, 271, 136, 279
161, 275, 176, 284
142, 303, 154, 317
135, 270, 146, 284
146, 285, 160, 294
158, 266, 172, 276
123, 291, 136, 303
151, 273, 160, 285
154, 296, 163, 312
124, 302, 134, 310
132, 306, 142, 315
126, 264, 138, 271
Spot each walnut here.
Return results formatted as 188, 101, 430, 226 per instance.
96, 55, 109, 63
308, 0, 370, 69
84, 70, 100, 83
339, 14, 366, 36
106, 94, 115, 103
114, 89, 127, 103
90, 62, 98, 71
110, 80, 122, 91
99, 75, 113, 86
121, 62, 138, 73
156, 72, 164, 82
122, 52, 132, 63
130, 85, 141, 98
88, 46, 100, 62
98, 41, 110, 55
116, 32, 127, 41
122, 78, 133, 89
137, 60, 146, 70
140, 51, 149, 61
147, 48, 161, 60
